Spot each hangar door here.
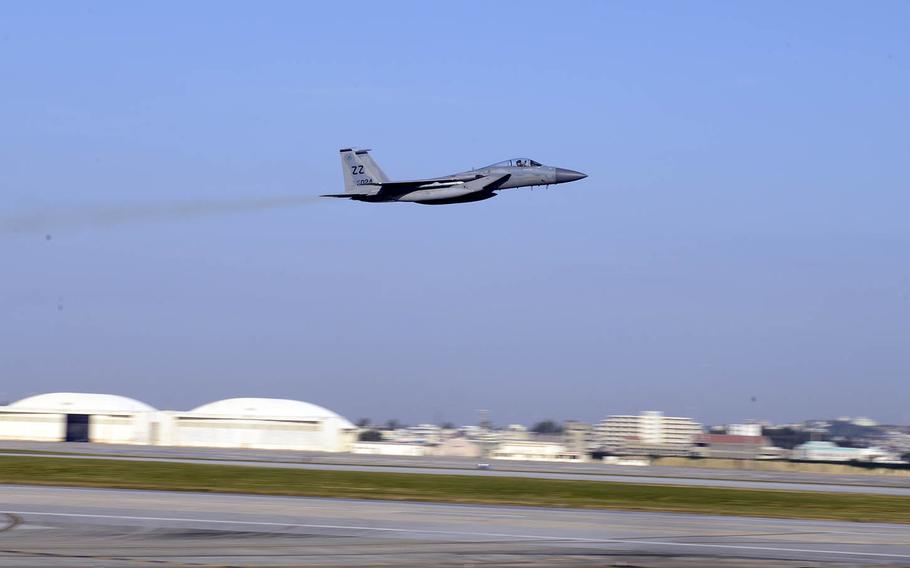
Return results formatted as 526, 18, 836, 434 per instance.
65, 414, 90, 442
174, 417, 321, 450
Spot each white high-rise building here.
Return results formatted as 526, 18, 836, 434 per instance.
595, 411, 702, 449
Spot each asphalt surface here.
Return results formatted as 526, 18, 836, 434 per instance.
1, 485, 908, 567
3, 441, 910, 495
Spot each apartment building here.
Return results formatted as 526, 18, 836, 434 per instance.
595, 411, 702, 450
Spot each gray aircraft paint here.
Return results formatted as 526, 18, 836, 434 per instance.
325, 149, 586, 205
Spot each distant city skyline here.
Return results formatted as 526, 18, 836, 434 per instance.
0, 389, 906, 430
2, 2, 908, 426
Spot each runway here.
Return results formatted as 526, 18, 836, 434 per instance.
2, 485, 908, 567
4, 441, 910, 495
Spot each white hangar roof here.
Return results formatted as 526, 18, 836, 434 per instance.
189, 398, 353, 426
8, 392, 157, 413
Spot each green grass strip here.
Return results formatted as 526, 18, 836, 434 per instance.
2, 455, 909, 523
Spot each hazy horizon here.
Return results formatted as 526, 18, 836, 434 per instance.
2, 2, 908, 427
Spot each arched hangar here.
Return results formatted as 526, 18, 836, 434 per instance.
157, 397, 357, 452
0, 393, 356, 452
0, 392, 156, 444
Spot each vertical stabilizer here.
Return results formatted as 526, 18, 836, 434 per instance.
339, 148, 387, 194
357, 151, 389, 183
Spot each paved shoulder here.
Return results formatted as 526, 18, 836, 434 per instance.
1, 485, 908, 567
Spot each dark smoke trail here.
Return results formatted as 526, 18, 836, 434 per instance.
0, 195, 322, 236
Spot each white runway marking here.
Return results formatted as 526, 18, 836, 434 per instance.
7, 510, 910, 560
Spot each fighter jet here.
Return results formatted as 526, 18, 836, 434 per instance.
322, 149, 587, 205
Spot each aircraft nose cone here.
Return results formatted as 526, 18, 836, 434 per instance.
555, 168, 587, 184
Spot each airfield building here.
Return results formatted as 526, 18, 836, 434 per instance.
157, 397, 357, 452
792, 441, 899, 463
0, 392, 156, 444
0, 393, 357, 452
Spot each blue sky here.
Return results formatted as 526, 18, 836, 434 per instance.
1, 2, 908, 426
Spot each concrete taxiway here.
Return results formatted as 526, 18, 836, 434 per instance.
1, 484, 908, 567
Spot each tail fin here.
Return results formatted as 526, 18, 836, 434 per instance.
340, 148, 388, 194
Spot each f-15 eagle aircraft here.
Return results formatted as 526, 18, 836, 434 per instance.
322, 149, 587, 205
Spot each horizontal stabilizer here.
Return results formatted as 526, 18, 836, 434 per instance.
321, 193, 369, 198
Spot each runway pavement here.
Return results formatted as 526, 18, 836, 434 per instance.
3, 452, 910, 496
1, 484, 908, 567
3, 440, 910, 495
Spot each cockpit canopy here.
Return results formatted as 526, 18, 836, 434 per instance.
486, 158, 543, 168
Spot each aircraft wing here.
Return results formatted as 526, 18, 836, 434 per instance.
400, 172, 512, 197
365, 173, 484, 193
321, 173, 510, 201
